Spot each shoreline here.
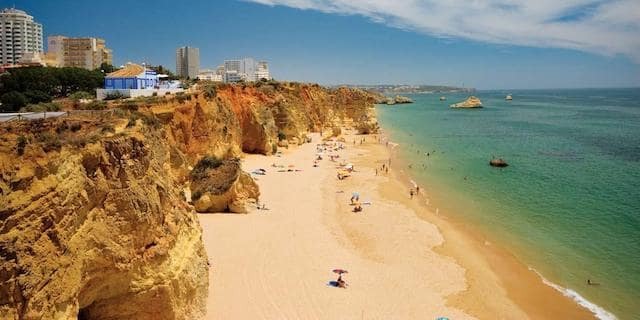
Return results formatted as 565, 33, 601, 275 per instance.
199, 128, 602, 319
377, 118, 616, 319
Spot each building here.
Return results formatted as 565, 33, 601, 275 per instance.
18, 51, 45, 66
97, 63, 183, 100
176, 46, 199, 79
45, 36, 112, 70
197, 68, 222, 82
222, 58, 271, 82
44, 35, 65, 66
103, 63, 157, 90
255, 61, 270, 81
0, 8, 43, 66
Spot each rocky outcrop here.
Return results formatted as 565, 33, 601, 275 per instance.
450, 96, 483, 108
384, 95, 414, 105
0, 122, 208, 320
190, 158, 259, 213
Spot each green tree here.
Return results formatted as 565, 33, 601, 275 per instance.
0, 91, 28, 112
97, 62, 117, 73
0, 67, 104, 101
24, 90, 52, 104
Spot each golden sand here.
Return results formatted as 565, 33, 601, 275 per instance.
199, 131, 596, 319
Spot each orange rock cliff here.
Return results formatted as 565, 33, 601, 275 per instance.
0, 82, 378, 319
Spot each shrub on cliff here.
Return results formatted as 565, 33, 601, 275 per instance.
36, 132, 62, 152
84, 101, 107, 110
104, 91, 125, 101
21, 102, 61, 112
69, 91, 94, 101
16, 135, 27, 155
201, 82, 217, 100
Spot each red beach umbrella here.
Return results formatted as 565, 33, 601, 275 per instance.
333, 269, 348, 274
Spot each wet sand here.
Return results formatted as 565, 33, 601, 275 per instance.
199, 130, 597, 319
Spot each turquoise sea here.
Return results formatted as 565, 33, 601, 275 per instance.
376, 88, 640, 319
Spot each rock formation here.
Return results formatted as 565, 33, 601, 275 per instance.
384, 95, 414, 105
450, 96, 483, 108
190, 158, 259, 213
0, 120, 208, 320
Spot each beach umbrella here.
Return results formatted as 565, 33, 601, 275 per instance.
333, 269, 348, 274
351, 192, 359, 198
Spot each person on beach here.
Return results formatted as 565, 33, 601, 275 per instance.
416, 186, 420, 194
375, 168, 378, 176
410, 189, 414, 199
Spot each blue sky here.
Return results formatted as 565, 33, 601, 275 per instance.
7, 0, 640, 89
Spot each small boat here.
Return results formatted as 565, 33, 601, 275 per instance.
439, 96, 446, 101
505, 94, 513, 101
489, 158, 508, 167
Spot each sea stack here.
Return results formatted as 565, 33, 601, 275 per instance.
450, 96, 483, 108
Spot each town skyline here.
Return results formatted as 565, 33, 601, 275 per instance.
5, 0, 640, 89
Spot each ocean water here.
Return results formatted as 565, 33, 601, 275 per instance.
376, 88, 640, 319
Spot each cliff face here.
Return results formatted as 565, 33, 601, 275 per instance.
0, 120, 208, 320
213, 82, 378, 153
0, 82, 377, 319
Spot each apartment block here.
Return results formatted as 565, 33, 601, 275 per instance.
0, 8, 43, 66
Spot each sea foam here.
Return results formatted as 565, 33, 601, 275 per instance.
528, 267, 617, 320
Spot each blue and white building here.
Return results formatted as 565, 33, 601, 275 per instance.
97, 63, 183, 100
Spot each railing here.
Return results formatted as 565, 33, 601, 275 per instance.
0, 109, 117, 123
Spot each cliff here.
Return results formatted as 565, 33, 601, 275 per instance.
0, 119, 208, 320
0, 81, 377, 319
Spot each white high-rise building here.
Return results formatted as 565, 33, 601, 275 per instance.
176, 46, 199, 79
222, 58, 270, 82
0, 8, 43, 66
255, 61, 270, 81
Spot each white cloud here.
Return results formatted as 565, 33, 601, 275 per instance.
245, 0, 640, 62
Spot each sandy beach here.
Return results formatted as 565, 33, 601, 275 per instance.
199, 130, 597, 319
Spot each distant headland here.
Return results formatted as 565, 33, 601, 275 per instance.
334, 84, 476, 95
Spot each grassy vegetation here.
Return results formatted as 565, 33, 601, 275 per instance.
21, 102, 62, 112
69, 91, 94, 101
201, 82, 217, 100
84, 100, 107, 110
190, 155, 223, 181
